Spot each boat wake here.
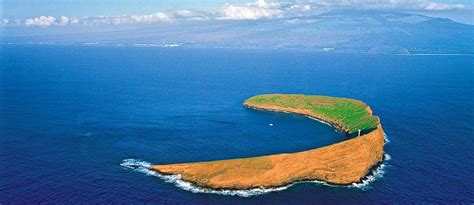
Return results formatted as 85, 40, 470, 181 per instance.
120, 152, 391, 196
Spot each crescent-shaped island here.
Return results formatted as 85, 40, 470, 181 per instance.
151, 94, 385, 190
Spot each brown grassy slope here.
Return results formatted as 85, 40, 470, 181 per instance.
152, 123, 384, 189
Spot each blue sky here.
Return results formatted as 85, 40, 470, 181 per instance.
2, 0, 473, 26
1, 0, 244, 18
2, 0, 472, 18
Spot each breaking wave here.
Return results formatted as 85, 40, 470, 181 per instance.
120, 159, 292, 197
349, 153, 391, 190
384, 133, 390, 144
121, 154, 391, 197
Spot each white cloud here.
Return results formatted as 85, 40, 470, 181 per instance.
172, 10, 209, 20
70, 17, 80, 24
128, 10, 209, 23
81, 12, 175, 25
290, 4, 311, 11
1, 18, 12, 26
131, 12, 171, 23
218, 0, 283, 20
22, 15, 79, 27
58, 16, 69, 26
421, 2, 465, 11
80, 10, 208, 25
25, 16, 56, 27
112, 16, 132, 25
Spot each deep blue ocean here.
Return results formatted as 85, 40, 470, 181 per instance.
1, 45, 473, 203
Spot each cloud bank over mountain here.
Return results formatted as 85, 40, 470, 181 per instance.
1, 0, 471, 27
3, 10, 473, 55
2, 1, 472, 54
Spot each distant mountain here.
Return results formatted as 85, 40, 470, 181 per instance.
2, 11, 473, 54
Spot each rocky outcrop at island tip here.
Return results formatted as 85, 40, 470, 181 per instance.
151, 94, 385, 190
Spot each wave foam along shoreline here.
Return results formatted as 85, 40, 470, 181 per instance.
120, 155, 391, 197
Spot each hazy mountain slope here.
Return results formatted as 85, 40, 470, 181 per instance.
2, 11, 473, 54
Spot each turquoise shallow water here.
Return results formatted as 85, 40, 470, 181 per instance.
1, 45, 473, 203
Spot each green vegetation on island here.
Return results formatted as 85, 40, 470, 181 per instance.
244, 94, 378, 134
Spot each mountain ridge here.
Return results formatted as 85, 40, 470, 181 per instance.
2, 11, 473, 54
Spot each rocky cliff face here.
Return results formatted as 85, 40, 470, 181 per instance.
151, 102, 385, 190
